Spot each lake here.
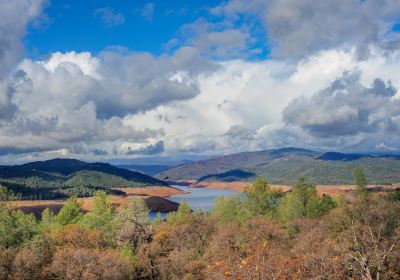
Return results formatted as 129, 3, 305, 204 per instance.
148, 184, 239, 219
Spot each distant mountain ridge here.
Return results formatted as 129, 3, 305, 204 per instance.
198, 169, 256, 182
317, 152, 400, 161
117, 164, 173, 176
156, 148, 400, 185
0, 158, 167, 200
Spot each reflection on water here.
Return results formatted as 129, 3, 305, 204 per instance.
148, 184, 238, 219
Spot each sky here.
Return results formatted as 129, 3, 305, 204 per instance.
1, 0, 400, 163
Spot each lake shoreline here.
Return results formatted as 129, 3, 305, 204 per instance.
10, 185, 186, 218
187, 181, 400, 198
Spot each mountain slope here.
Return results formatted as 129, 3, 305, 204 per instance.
157, 148, 400, 184
0, 158, 167, 199
156, 148, 318, 180
117, 164, 173, 176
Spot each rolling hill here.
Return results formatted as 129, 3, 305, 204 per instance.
156, 148, 400, 185
0, 158, 167, 200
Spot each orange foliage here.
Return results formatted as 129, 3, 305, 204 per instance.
52, 224, 103, 249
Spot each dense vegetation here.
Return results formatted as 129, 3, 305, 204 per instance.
158, 148, 400, 184
0, 159, 167, 200
1, 168, 399, 279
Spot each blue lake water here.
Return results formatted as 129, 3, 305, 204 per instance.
148, 184, 239, 219
168, 184, 238, 212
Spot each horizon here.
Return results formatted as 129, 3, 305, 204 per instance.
4, 146, 400, 166
1, 0, 400, 164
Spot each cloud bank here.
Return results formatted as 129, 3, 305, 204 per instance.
1, 0, 400, 162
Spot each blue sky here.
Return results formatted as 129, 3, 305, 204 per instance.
1, 0, 400, 163
25, 0, 236, 57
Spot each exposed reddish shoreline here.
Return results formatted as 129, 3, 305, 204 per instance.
189, 181, 400, 197
113, 185, 187, 197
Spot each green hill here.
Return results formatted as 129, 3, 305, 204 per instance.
0, 158, 167, 200
157, 148, 400, 185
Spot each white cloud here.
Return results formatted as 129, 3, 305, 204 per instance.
211, 0, 400, 59
2, 42, 400, 160
126, 48, 400, 155
0, 0, 47, 78
0, 48, 216, 159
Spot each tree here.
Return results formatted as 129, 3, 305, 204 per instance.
244, 178, 284, 216
49, 248, 132, 280
53, 224, 102, 249
279, 177, 316, 221
306, 194, 336, 218
55, 196, 83, 226
344, 201, 400, 279
80, 192, 115, 230
212, 195, 251, 223
115, 198, 150, 252
0, 210, 38, 249
0, 186, 14, 202
168, 199, 192, 225
278, 177, 336, 222
0, 186, 14, 210
11, 243, 50, 280
39, 208, 57, 232
79, 192, 116, 245
353, 167, 369, 200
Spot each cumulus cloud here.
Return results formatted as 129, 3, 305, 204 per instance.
96, 47, 215, 118
0, 0, 47, 78
211, 0, 400, 59
283, 71, 399, 137
0, 0, 216, 160
0, 47, 216, 158
94, 7, 125, 27
125, 47, 400, 154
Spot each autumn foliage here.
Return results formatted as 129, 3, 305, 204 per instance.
0, 173, 399, 279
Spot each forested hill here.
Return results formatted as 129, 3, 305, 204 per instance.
156, 148, 400, 185
0, 158, 167, 200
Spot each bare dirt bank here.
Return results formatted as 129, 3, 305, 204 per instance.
10, 186, 183, 218
114, 185, 186, 197
190, 181, 290, 192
